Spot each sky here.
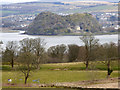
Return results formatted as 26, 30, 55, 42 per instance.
0, 0, 119, 4
0, 0, 38, 3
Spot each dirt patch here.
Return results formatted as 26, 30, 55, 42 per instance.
87, 83, 118, 88
53, 78, 119, 89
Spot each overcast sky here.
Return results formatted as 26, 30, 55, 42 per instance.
0, 0, 38, 3
0, 0, 119, 4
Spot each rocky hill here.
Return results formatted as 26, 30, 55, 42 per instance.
26, 12, 102, 35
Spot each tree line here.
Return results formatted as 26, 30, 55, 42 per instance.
1, 34, 118, 84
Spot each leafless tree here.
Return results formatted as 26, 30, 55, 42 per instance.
0, 41, 3, 63
18, 38, 46, 84
2, 41, 18, 68
19, 38, 46, 69
68, 44, 79, 62
32, 38, 46, 69
17, 52, 37, 84
102, 42, 118, 78
19, 38, 34, 53
47, 44, 67, 63
80, 34, 99, 70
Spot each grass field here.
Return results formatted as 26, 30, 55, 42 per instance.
1, 10, 18, 14
2, 70, 118, 84
59, 5, 117, 14
42, 61, 118, 70
2, 60, 119, 86
2, 60, 119, 71
1, 10, 19, 17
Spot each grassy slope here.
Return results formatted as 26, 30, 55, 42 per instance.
1, 4, 117, 17
60, 5, 117, 14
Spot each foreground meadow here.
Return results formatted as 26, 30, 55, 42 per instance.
2, 70, 118, 84
2, 61, 119, 88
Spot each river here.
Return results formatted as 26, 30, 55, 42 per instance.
0, 32, 118, 49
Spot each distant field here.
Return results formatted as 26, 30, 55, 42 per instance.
60, 5, 117, 14
1, 10, 18, 14
63, 1, 116, 5
1, 10, 19, 17
2, 5, 117, 16
1, 1, 118, 17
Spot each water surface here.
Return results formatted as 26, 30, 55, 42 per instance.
0, 32, 118, 49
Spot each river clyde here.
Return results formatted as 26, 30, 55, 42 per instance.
0, 32, 118, 49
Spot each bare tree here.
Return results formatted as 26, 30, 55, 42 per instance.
18, 38, 46, 84
19, 38, 34, 53
20, 38, 46, 69
102, 42, 118, 78
17, 52, 37, 84
0, 41, 3, 54
68, 44, 79, 62
32, 38, 46, 69
0, 41, 3, 63
80, 34, 99, 70
18, 38, 36, 84
47, 44, 66, 63
2, 41, 18, 68
77, 46, 86, 62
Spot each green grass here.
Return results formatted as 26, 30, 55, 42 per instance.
2, 60, 119, 87
2, 60, 119, 71
2, 70, 118, 85
1, 10, 18, 14
40, 60, 119, 71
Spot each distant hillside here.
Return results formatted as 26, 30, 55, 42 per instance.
1, 0, 117, 17
26, 12, 102, 35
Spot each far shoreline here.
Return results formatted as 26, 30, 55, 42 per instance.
0, 28, 118, 36
24, 32, 118, 36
